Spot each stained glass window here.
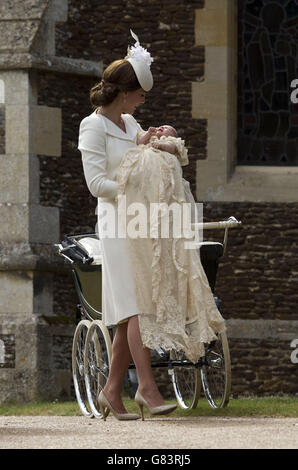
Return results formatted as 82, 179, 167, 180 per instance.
238, 0, 298, 165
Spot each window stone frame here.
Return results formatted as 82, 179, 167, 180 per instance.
193, 0, 298, 203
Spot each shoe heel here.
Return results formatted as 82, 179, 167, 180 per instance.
99, 404, 109, 421
98, 390, 140, 421
134, 390, 177, 418
137, 403, 145, 421
100, 405, 106, 421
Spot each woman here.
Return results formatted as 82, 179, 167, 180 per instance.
78, 31, 177, 420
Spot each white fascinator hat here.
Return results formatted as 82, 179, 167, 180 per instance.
125, 30, 154, 92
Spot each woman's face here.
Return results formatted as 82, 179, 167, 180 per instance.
123, 88, 146, 114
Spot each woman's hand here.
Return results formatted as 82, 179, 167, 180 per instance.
151, 141, 177, 155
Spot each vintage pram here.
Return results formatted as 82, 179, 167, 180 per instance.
55, 216, 241, 418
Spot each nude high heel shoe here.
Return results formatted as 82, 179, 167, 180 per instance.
134, 390, 177, 421
97, 390, 141, 421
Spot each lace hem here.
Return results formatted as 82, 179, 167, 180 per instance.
139, 234, 225, 363
139, 313, 226, 363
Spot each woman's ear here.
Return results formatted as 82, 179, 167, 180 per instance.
122, 92, 128, 103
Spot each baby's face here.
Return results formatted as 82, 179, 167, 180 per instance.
155, 125, 177, 139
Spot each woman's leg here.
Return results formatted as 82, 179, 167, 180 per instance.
103, 321, 132, 413
127, 315, 165, 407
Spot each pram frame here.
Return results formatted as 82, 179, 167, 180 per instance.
55, 216, 241, 417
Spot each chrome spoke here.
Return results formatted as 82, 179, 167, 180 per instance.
201, 332, 231, 408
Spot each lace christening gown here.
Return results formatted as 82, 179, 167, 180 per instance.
116, 135, 225, 363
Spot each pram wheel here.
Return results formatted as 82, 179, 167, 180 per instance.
200, 330, 231, 408
72, 320, 93, 418
169, 350, 201, 409
84, 320, 112, 418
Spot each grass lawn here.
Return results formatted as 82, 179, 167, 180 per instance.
0, 396, 297, 418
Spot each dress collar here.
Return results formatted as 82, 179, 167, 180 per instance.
94, 111, 137, 142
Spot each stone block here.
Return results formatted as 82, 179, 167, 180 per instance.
5, 105, 30, 154
0, 19, 41, 54
33, 272, 54, 315
205, 46, 237, 90
195, 8, 229, 47
196, 159, 228, 201
192, 82, 229, 120
31, 105, 62, 157
46, 0, 68, 23
0, 79, 4, 104
206, 119, 230, 162
0, 315, 75, 402
0, 203, 59, 243
202, 165, 298, 203
0, 202, 30, 242
6, 104, 61, 156
201, 0, 230, 9
195, 0, 236, 47
0, 270, 54, 316
0, 271, 33, 315
0, 154, 39, 203
0, 0, 48, 21
226, 319, 298, 341
32, 0, 68, 56
29, 203, 60, 243
0, 70, 37, 105
205, 46, 229, 83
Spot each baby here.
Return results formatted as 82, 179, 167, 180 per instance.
117, 122, 193, 206
116, 120, 198, 237
136, 125, 188, 166
137, 125, 178, 154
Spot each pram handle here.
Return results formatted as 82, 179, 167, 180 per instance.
54, 243, 75, 264
191, 216, 241, 230
192, 216, 242, 256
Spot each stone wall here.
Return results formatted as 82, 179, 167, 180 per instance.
54, 0, 206, 194
37, 72, 96, 323
203, 202, 298, 322
34, 0, 208, 400
230, 338, 298, 396
33, 0, 298, 399
37, 0, 207, 308
1, 0, 295, 401
36, 0, 207, 312
203, 201, 298, 397
0, 0, 98, 402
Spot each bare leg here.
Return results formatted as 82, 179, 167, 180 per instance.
127, 315, 165, 407
103, 321, 132, 413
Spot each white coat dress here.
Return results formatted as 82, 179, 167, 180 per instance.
78, 110, 142, 326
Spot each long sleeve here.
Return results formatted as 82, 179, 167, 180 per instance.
78, 118, 119, 199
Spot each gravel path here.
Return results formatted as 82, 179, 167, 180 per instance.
0, 416, 297, 449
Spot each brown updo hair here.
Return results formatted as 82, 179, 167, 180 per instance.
90, 59, 141, 109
